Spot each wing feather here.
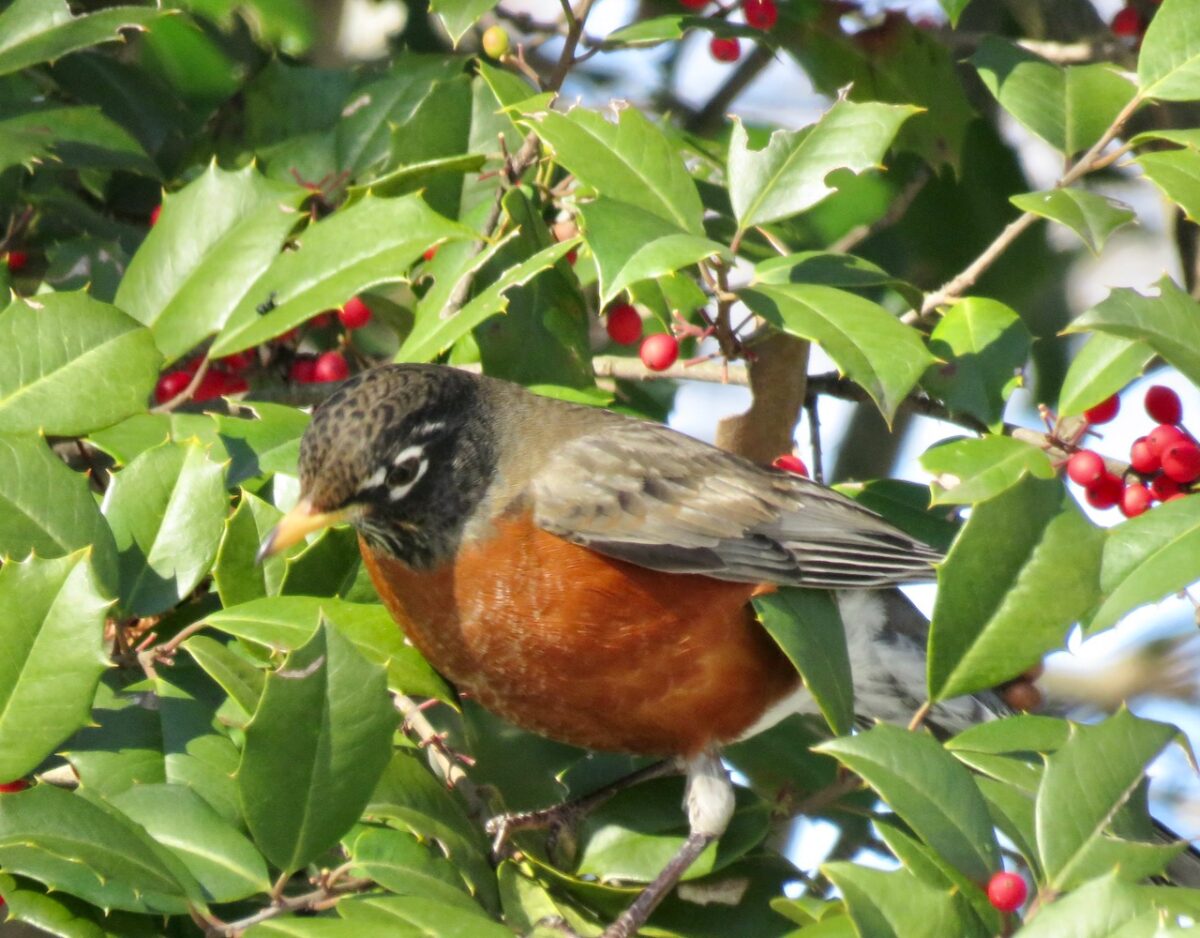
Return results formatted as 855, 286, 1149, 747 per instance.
530, 422, 940, 588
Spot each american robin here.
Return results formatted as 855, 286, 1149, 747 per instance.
255, 364, 1015, 934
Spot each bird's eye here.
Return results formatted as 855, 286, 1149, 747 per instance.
389, 456, 421, 488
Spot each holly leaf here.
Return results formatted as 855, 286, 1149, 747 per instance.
728, 101, 920, 235
0, 553, 110, 782
238, 620, 396, 873
1010, 188, 1135, 253
0, 292, 161, 436
920, 435, 1054, 506
1136, 148, 1200, 223
741, 283, 932, 423
1138, 0, 1200, 101
1058, 333, 1155, 417
0, 0, 162, 77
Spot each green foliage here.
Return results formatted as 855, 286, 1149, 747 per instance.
2, 0, 1200, 933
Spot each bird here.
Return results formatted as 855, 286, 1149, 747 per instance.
256, 363, 1192, 934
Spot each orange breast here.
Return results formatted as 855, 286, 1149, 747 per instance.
359, 514, 800, 757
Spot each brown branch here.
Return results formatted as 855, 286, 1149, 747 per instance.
918, 92, 1146, 316
203, 877, 375, 936
685, 42, 775, 136
394, 694, 490, 821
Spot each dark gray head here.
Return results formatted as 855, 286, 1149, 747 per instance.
295, 364, 497, 568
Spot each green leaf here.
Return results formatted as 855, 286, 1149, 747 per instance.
0, 871, 163, 938
349, 828, 479, 910
0, 553, 109, 782
741, 283, 933, 422
0, 292, 161, 436
212, 402, 309, 487
920, 435, 1054, 505
0, 105, 158, 177
928, 476, 1102, 699
115, 163, 309, 361
922, 297, 1032, 430
579, 198, 726, 306
0, 0, 162, 77
1011, 188, 1135, 253
1036, 710, 1176, 890
1067, 278, 1200, 390
0, 785, 195, 914
1136, 148, 1200, 223
817, 723, 1000, 881
948, 714, 1071, 755
754, 250, 922, 308
1090, 495, 1200, 633
939, 0, 972, 25
834, 479, 960, 553
728, 101, 920, 234
87, 412, 224, 465
182, 634, 265, 718
971, 38, 1137, 154
109, 783, 271, 903
824, 861, 976, 938
1059, 333, 1155, 417
357, 152, 487, 200
211, 194, 472, 355
753, 589, 853, 736
239, 620, 397, 872
520, 105, 705, 234
213, 491, 287, 607
336, 894, 512, 937
1138, 0, 1200, 101
1013, 873, 1158, 938
397, 237, 578, 363
603, 13, 762, 47
206, 595, 453, 701
101, 440, 228, 618
0, 432, 118, 595
430, 0, 497, 44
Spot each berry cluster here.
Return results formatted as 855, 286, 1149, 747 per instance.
678, 0, 777, 64
152, 296, 373, 405
603, 303, 682, 372
1065, 385, 1197, 518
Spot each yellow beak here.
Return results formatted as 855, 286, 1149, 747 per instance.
256, 498, 352, 562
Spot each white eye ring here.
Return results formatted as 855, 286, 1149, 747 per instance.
388, 445, 428, 501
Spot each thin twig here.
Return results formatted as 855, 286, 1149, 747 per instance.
829, 167, 930, 255
204, 877, 375, 936
394, 694, 489, 819
918, 92, 1146, 316
806, 394, 824, 484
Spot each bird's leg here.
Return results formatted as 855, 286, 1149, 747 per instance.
601, 750, 735, 938
486, 758, 682, 858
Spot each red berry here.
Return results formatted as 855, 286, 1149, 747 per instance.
338, 297, 372, 330
565, 248, 578, 265
219, 350, 256, 373
423, 245, 439, 262
1144, 385, 1182, 425
154, 370, 191, 404
1151, 475, 1181, 501
310, 311, 334, 329
680, 0, 708, 8
1147, 423, 1187, 457
194, 370, 247, 401
743, 0, 777, 29
1111, 5, 1144, 37
289, 356, 317, 383
639, 334, 680, 371
149, 204, 161, 226
772, 454, 809, 477
1066, 450, 1106, 487
986, 871, 1027, 913
1083, 394, 1120, 424
1120, 483, 1153, 518
710, 37, 742, 62
1129, 437, 1159, 475
605, 303, 643, 346
5, 250, 28, 272
0, 779, 29, 793
1085, 473, 1124, 510
1162, 441, 1200, 484
313, 350, 349, 382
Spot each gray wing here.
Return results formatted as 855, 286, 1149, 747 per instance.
528, 422, 941, 589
